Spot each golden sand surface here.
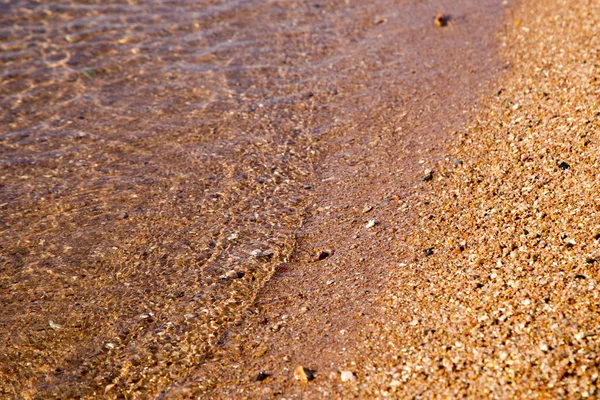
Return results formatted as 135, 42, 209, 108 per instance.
368, 0, 600, 397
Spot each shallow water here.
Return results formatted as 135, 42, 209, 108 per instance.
1, 0, 505, 137
1, 0, 508, 396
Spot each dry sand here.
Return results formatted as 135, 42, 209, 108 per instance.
368, 0, 600, 397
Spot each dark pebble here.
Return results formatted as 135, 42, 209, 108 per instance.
423, 247, 434, 257
575, 274, 586, 279
254, 372, 270, 382
558, 161, 570, 170
316, 249, 334, 261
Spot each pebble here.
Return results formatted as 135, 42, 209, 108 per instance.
434, 13, 447, 27
422, 168, 434, 182
316, 249, 334, 261
137, 313, 153, 322
262, 249, 274, 258
250, 248, 275, 260
362, 204, 373, 214
49, 321, 61, 331
340, 370, 356, 382
366, 219, 376, 229
251, 249, 263, 257
226, 270, 240, 279
81, 67, 96, 78
374, 16, 388, 25
254, 372, 270, 382
294, 366, 314, 383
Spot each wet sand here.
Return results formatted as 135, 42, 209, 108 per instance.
4, 0, 599, 398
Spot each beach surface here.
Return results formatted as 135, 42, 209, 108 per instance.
2, 0, 600, 398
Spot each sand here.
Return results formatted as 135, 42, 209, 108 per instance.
2, 0, 600, 398
183, 0, 600, 398
378, 1, 600, 396
357, 0, 600, 397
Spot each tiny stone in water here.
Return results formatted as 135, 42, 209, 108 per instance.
227, 270, 240, 279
